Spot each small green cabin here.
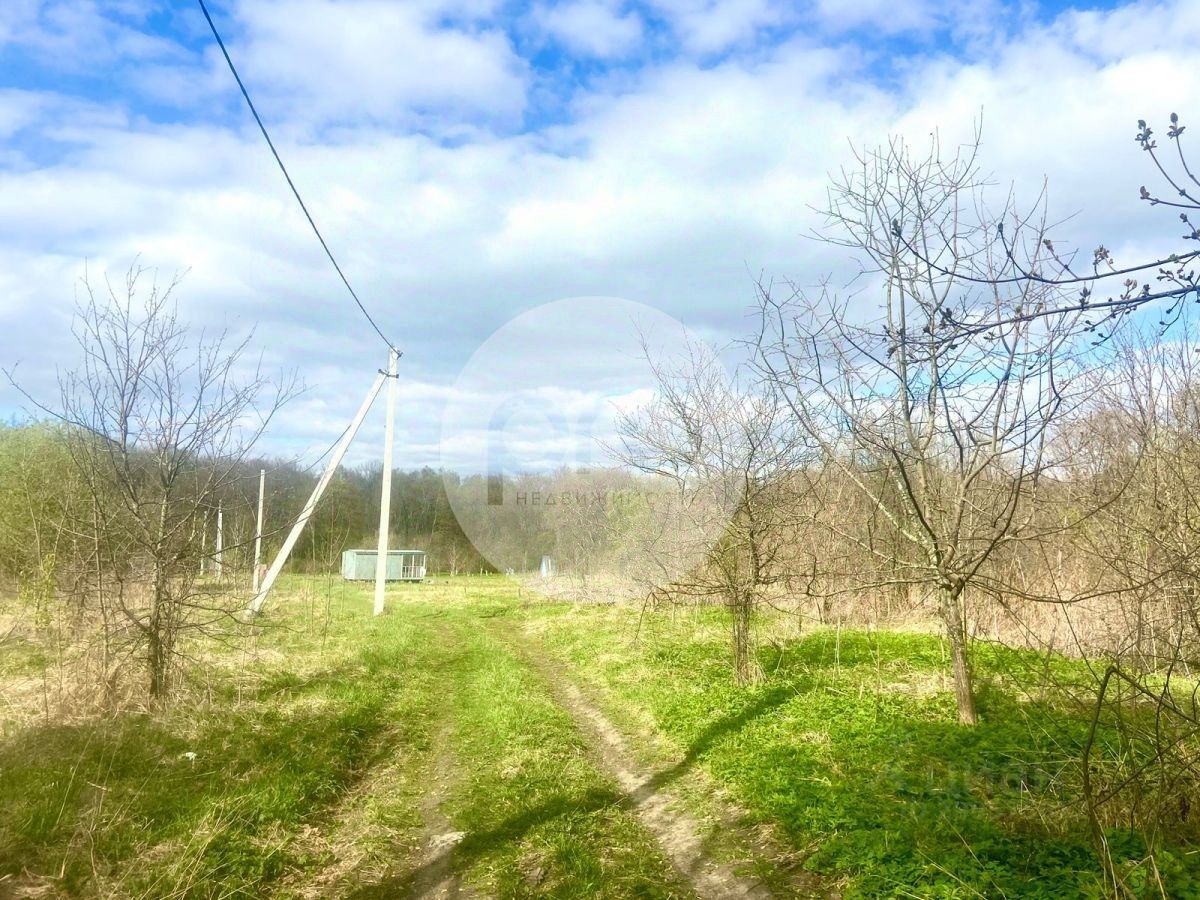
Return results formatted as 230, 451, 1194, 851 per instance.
341, 549, 426, 582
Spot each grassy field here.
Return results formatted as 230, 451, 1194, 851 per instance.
1, 575, 1197, 898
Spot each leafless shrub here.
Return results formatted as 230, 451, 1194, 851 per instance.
613, 341, 813, 683
10, 262, 297, 701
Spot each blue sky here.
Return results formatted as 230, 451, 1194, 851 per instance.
0, 0, 1195, 469
0, 1, 1130, 137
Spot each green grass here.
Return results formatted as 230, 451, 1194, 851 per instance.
0, 633, 46, 677
0, 597, 427, 896
0, 577, 687, 898
3, 575, 1200, 898
519, 602, 1200, 899
369, 605, 688, 897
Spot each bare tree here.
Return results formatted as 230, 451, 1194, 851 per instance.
613, 343, 809, 684
16, 263, 295, 699
896, 114, 1200, 341
1045, 318, 1200, 891
754, 136, 1089, 724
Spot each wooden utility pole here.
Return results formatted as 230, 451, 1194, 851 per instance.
374, 348, 399, 616
214, 501, 224, 581
252, 468, 266, 594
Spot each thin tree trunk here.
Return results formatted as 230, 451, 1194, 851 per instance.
148, 624, 166, 699
940, 588, 978, 725
149, 497, 170, 700
732, 594, 754, 685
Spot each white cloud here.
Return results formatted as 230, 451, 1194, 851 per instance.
0, 90, 52, 143
809, 0, 1008, 39
647, 0, 789, 55
230, 0, 528, 129
887, 1, 1200, 260
532, 0, 644, 59
1, 0, 1198, 471
0, 1, 181, 67
811, 0, 939, 33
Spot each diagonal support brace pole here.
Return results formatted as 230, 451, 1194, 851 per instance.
247, 369, 388, 616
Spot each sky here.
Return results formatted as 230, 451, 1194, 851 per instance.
0, 0, 1197, 473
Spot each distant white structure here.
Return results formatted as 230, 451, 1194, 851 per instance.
539, 555, 555, 578
342, 549, 426, 582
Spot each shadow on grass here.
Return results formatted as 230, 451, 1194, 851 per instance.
349, 786, 626, 898
631, 685, 795, 804
352, 686, 795, 897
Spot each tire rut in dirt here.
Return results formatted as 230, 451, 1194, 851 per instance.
409, 718, 474, 899
488, 619, 774, 900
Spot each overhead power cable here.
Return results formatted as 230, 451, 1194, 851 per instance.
196, 0, 397, 354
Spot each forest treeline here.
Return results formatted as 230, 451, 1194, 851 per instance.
0, 427, 495, 583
